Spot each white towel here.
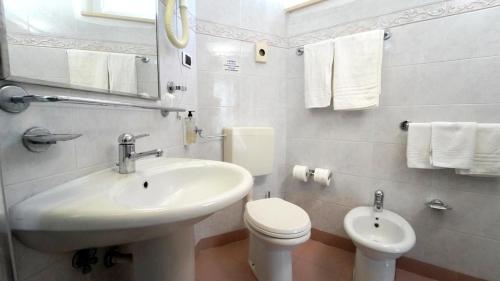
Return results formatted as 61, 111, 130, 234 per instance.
67, 49, 109, 91
332, 30, 384, 111
407, 123, 436, 169
304, 39, 334, 108
456, 124, 500, 176
108, 53, 138, 95
431, 122, 477, 169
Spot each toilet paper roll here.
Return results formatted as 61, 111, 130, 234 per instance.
313, 168, 332, 186
293, 165, 309, 182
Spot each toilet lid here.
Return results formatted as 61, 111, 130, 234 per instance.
245, 198, 311, 238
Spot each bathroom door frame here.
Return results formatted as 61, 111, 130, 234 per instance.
0, 154, 17, 281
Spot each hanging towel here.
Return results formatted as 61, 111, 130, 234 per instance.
304, 39, 335, 108
332, 30, 384, 111
67, 49, 109, 91
108, 53, 138, 95
431, 122, 477, 169
407, 123, 437, 169
456, 124, 500, 176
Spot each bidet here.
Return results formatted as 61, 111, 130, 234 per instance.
344, 205, 415, 281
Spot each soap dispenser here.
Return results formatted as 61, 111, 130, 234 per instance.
184, 111, 197, 145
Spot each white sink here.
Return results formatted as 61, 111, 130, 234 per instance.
10, 157, 253, 281
344, 206, 416, 281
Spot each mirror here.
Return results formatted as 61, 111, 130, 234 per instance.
2, 0, 159, 100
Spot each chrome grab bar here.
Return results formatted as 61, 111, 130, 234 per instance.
0, 85, 185, 117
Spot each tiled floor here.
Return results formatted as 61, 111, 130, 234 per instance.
196, 239, 437, 281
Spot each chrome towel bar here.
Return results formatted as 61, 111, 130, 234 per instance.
296, 29, 392, 56
0, 85, 185, 117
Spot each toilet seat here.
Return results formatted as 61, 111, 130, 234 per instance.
245, 198, 311, 239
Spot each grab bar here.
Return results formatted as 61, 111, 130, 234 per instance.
0, 85, 185, 117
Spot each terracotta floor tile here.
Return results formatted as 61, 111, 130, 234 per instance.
294, 240, 354, 270
396, 269, 438, 281
196, 239, 436, 281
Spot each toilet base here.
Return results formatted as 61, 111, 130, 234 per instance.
248, 234, 293, 281
353, 249, 396, 281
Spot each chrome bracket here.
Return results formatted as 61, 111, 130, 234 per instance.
22, 127, 82, 153
167, 81, 187, 94
0, 85, 29, 113
426, 199, 452, 211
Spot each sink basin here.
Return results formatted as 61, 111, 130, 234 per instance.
9, 157, 253, 281
344, 206, 415, 281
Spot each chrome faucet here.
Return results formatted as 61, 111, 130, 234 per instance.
117, 133, 163, 174
373, 190, 384, 212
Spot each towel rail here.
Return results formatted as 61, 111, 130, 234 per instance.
0, 85, 185, 117
296, 29, 392, 56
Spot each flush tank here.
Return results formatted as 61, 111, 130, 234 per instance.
223, 127, 274, 176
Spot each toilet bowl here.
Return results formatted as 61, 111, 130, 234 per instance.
244, 198, 311, 281
344, 206, 416, 281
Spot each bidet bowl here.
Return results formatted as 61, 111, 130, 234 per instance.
344, 206, 415, 259
344, 206, 416, 281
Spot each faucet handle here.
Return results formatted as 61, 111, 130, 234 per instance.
134, 133, 150, 139
118, 133, 150, 144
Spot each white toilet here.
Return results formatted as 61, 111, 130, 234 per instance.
224, 127, 312, 281
244, 198, 311, 281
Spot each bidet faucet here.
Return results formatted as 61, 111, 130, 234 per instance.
117, 133, 163, 174
373, 190, 384, 212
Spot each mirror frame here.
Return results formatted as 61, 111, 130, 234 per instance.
0, 0, 161, 101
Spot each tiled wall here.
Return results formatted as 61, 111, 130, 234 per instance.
0, 0, 197, 280
4, 0, 500, 280
285, 0, 500, 279
193, 0, 288, 241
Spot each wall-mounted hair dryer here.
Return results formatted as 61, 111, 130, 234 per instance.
164, 0, 189, 48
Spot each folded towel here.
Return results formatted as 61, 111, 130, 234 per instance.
108, 53, 138, 95
67, 49, 109, 90
407, 123, 437, 169
304, 39, 335, 108
332, 30, 384, 111
456, 124, 500, 176
431, 122, 477, 169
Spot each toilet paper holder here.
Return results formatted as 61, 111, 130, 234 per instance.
306, 169, 316, 178
293, 165, 332, 186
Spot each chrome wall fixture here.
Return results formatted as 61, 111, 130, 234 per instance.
194, 126, 226, 139
400, 120, 411, 131
426, 199, 452, 211
0, 85, 185, 117
135, 56, 151, 63
22, 127, 81, 152
167, 81, 187, 94
296, 29, 392, 56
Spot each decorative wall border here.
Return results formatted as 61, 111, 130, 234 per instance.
7, 33, 156, 56
195, 0, 500, 48
7, 0, 500, 52
288, 0, 500, 47
194, 20, 289, 48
